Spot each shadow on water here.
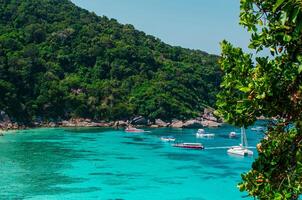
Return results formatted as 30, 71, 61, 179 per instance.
0, 139, 93, 199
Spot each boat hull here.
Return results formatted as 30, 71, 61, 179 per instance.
173, 144, 204, 150
227, 147, 253, 156
161, 137, 176, 142
196, 133, 215, 138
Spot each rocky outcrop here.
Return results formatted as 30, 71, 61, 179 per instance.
48, 122, 57, 127
60, 118, 113, 127
114, 120, 129, 127
201, 120, 222, 127
0, 111, 11, 123
169, 119, 222, 128
155, 119, 169, 127
182, 119, 204, 128
130, 116, 148, 126
0, 122, 22, 130
170, 120, 184, 128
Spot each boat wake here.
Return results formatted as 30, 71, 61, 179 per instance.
205, 146, 256, 150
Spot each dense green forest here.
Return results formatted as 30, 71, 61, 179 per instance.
0, 0, 220, 123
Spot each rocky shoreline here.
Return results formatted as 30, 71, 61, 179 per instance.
0, 116, 223, 133
0, 108, 223, 133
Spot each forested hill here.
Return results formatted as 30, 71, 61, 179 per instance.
0, 0, 221, 123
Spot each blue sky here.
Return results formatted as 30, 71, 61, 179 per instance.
71, 0, 250, 55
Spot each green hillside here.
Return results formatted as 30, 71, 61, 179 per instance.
0, 0, 221, 123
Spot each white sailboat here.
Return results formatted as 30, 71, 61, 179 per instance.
227, 127, 253, 156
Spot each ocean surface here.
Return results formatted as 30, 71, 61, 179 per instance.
0, 122, 267, 200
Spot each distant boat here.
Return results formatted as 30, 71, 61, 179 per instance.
227, 127, 253, 156
196, 129, 215, 138
251, 126, 265, 131
229, 131, 237, 138
173, 143, 204, 150
160, 136, 176, 142
125, 127, 145, 133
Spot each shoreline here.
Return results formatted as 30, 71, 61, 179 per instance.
0, 117, 223, 135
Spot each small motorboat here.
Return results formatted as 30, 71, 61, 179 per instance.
196, 129, 215, 138
251, 126, 265, 131
160, 136, 176, 142
173, 143, 204, 150
125, 127, 145, 133
229, 131, 237, 138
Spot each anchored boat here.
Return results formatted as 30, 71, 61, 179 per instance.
196, 129, 215, 138
229, 131, 237, 138
161, 136, 176, 142
227, 127, 253, 156
173, 143, 204, 150
251, 126, 265, 131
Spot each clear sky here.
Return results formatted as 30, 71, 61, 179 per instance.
71, 0, 250, 55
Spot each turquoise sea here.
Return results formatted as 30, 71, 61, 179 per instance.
0, 123, 267, 200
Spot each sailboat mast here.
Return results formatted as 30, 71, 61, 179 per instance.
241, 127, 244, 146
241, 127, 248, 148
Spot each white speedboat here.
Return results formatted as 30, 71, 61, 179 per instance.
251, 126, 265, 131
229, 131, 237, 138
196, 129, 215, 138
227, 127, 253, 156
160, 136, 176, 142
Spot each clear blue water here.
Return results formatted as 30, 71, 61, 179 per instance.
0, 122, 267, 200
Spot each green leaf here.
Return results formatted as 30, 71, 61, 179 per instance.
239, 87, 251, 93
273, 0, 285, 12
299, 65, 302, 74
283, 34, 292, 42
291, 8, 300, 23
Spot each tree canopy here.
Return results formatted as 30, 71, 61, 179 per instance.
217, 0, 302, 199
0, 0, 221, 123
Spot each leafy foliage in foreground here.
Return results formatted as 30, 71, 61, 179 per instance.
217, 0, 302, 199
0, 0, 220, 122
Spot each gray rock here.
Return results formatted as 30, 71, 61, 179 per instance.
155, 119, 168, 127
201, 120, 222, 127
182, 119, 204, 128
131, 116, 148, 125
114, 121, 129, 127
0, 111, 11, 123
170, 120, 184, 128
48, 122, 57, 127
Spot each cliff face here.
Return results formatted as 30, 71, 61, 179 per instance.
0, 0, 221, 122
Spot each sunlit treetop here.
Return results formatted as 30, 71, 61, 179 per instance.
217, 0, 302, 127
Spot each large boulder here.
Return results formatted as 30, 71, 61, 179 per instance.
0, 111, 11, 123
130, 116, 148, 126
201, 120, 222, 127
155, 119, 169, 127
48, 122, 57, 127
182, 119, 204, 129
170, 120, 184, 128
114, 120, 129, 127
